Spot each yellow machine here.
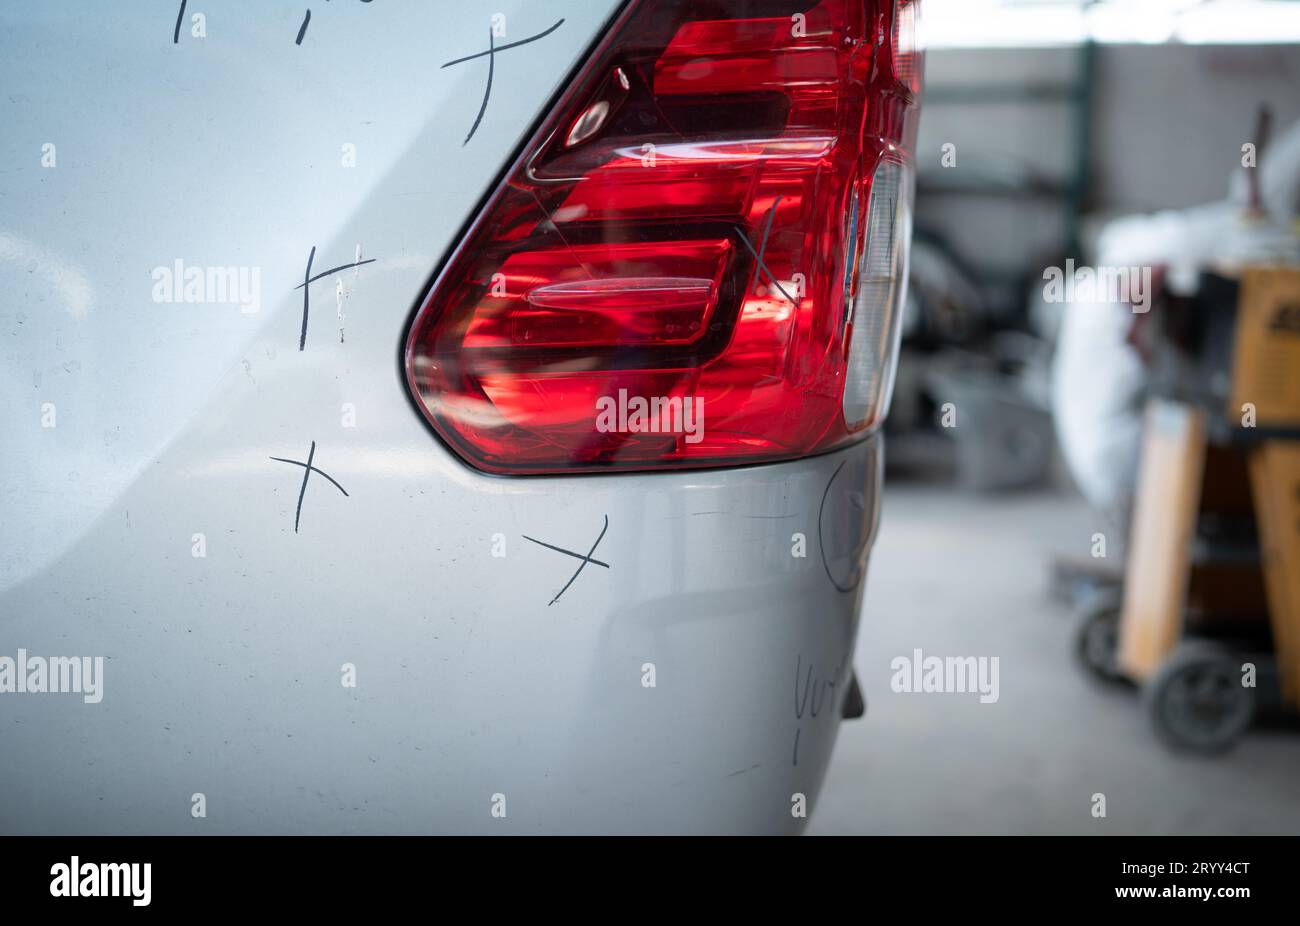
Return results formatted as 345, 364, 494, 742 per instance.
1081, 267, 1300, 752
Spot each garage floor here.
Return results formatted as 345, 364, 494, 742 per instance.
809, 484, 1300, 835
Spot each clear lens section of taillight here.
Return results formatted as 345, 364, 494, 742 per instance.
405, 0, 922, 474
843, 158, 912, 429
892, 0, 923, 100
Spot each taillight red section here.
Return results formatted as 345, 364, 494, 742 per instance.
405, 0, 922, 474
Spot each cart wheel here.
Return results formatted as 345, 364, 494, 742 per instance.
1072, 592, 1126, 685
1144, 642, 1255, 754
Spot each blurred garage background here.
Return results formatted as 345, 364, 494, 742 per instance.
812, 0, 1300, 834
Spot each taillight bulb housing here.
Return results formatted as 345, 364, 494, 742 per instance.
406, 0, 922, 474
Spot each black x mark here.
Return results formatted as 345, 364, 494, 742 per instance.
295, 246, 375, 351
736, 195, 796, 305
523, 514, 609, 606
270, 440, 349, 533
441, 19, 565, 146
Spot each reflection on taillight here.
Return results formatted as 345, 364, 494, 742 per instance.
405, 0, 922, 474
892, 0, 923, 101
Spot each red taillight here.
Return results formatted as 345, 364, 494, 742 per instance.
405, 0, 922, 474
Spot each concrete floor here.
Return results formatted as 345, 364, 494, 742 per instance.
809, 484, 1300, 835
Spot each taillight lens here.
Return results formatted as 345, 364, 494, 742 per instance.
405, 0, 922, 474
892, 0, 923, 100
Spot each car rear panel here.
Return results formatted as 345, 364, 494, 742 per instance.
0, 0, 886, 834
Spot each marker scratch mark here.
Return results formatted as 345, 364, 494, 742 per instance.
523, 514, 609, 606
521, 535, 610, 569
749, 195, 780, 296
792, 653, 842, 766
440, 19, 565, 68
295, 9, 312, 45
296, 247, 375, 351
173, 0, 188, 44
175, 0, 372, 47
817, 459, 865, 593
441, 19, 565, 146
463, 28, 495, 146
299, 246, 315, 351
291, 440, 317, 533
269, 440, 349, 534
295, 257, 376, 290
794, 653, 813, 719
736, 197, 796, 305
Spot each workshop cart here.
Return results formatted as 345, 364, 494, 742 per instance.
1074, 267, 1300, 752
